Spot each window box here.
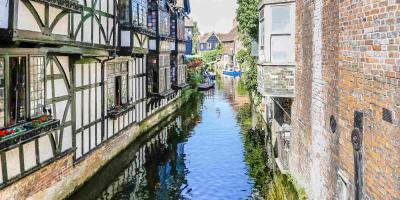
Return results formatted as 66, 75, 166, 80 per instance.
172, 83, 189, 90
107, 104, 135, 120
0, 117, 60, 150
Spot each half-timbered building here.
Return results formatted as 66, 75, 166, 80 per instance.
0, 0, 190, 189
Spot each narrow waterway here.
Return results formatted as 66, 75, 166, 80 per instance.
68, 76, 264, 200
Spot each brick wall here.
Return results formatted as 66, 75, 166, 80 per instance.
290, 0, 400, 199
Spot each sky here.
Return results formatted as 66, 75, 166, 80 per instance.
189, 0, 238, 34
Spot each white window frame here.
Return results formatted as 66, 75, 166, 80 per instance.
262, 2, 295, 64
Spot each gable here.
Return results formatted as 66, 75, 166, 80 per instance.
207, 34, 220, 44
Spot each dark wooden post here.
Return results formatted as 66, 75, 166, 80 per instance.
351, 111, 363, 200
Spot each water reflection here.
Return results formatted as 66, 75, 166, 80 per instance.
69, 77, 261, 200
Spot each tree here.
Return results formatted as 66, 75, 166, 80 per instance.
192, 21, 201, 54
201, 43, 224, 64
236, 0, 260, 95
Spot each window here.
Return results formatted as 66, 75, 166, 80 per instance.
259, 8, 265, 50
119, 0, 130, 25
208, 43, 212, 49
29, 57, 45, 118
107, 62, 129, 110
261, 3, 295, 63
0, 56, 46, 128
132, 0, 147, 26
8, 57, 27, 126
158, 10, 170, 36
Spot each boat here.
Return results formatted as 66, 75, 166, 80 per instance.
198, 82, 215, 91
198, 71, 215, 91
223, 67, 242, 77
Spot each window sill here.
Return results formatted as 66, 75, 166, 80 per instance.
107, 104, 135, 120
0, 119, 60, 150
172, 83, 189, 90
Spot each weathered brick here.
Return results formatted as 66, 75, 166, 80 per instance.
291, 0, 400, 199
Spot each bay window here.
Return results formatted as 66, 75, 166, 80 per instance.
260, 2, 295, 64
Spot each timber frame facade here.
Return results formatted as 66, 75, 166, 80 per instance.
0, 0, 190, 188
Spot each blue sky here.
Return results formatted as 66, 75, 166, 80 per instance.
189, 0, 238, 34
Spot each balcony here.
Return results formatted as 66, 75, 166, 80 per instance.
257, 64, 295, 97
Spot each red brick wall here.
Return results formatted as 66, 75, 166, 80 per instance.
291, 0, 400, 199
338, 0, 400, 199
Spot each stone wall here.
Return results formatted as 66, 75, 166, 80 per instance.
290, 0, 400, 199
0, 94, 188, 200
258, 65, 296, 97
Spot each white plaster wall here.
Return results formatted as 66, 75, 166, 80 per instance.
75, 132, 82, 158
6, 148, 21, 178
54, 79, 68, 97
61, 126, 72, 151
38, 136, 53, 163
0, 0, 9, 28
17, 2, 41, 32
121, 31, 130, 47
50, 8, 68, 35
23, 141, 36, 170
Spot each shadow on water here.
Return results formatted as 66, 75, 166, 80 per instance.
67, 93, 204, 200
68, 75, 305, 200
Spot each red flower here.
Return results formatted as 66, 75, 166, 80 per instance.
10, 130, 15, 134
38, 117, 43, 122
32, 120, 35, 123
5, 130, 9, 135
0, 130, 5, 137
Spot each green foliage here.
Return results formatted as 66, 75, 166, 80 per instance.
236, 104, 307, 200
266, 174, 308, 200
236, 0, 260, 47
236, 0, 260, 96
192, 21, 201, 54
201, 43, 224, 64
187, 69, 204, 89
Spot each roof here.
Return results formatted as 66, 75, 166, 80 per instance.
217, 27, 237, 42
199, 25, 238, 44
199, 33, 213, 43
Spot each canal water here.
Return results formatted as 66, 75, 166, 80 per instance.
68, 76, 265, 200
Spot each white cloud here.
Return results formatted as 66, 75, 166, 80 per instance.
189, 0, 238, 34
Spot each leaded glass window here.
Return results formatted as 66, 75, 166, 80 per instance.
177, 18, 185, 40
30, 56, 45, 118
132, 0, 147, 26
158, 10, 170, 36
107, 61, 129, 110
119, 0, 130, 25
170, 16, 177, 38
147, 4, 157, 32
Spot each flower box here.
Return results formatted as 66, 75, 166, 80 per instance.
0, 118, 60, 150
108, 104, 135, 120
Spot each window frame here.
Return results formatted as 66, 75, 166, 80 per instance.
262, 2, 295, 64
0, 55, 47, 130
106, 61, 129, 111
